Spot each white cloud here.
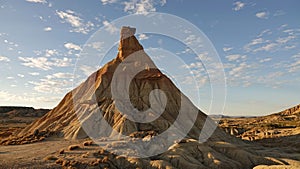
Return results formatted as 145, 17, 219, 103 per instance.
138, 33, 149, 40
28, 72, 76, 95
7, 76, 14, 79
56, 10, 82, 27
288, 60, 300, 73
26, 0, 47, 3
45, 49, 58, 57
233, 1, 245, 11
56, 10, 94, 34
253, 43, 277, 52
17, 74, 25, 78
29, 78, 72, 94
64, 42, 82, 51
245, 27, 299, 53
34, 49, 60, 57
43, 27, 52, 32
19, 57, 51, 70
256, 11, 269, 19
80, 65, 98, 76
29, 72, 40, 76
87, 41, 104, 51
276, 35, 295, 44
46, 72, 74, 79
259, 58, 272, 63
0, 55, 10, 62
101, 0, 118, 5
244, 38, 266, 52
292, 53, 300, 58
223, 47, 233, 52
284, 45, 296, 49
184, 34, 202, 46
123, 0, 166, 15
102, 20, 118, 34
228, 62, 249, 78
257, 29, 272, 37
226, 54, 246, 62
19, 57, 72, 70
0, 90, 60, 106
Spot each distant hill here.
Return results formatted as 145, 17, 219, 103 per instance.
0, 106, 50, 139
0, 106, 50, 118
219, 104, 300, 140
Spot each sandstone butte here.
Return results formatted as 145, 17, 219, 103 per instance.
12, 26, 299, 169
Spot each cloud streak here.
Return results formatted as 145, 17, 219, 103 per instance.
256, 11, 269, 19
56, 10, 94, 34
0, 56, 10, 62
19, 57, 72, 70
233, 1, 245, 11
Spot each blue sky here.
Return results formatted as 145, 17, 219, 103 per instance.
0, 0, 299, 116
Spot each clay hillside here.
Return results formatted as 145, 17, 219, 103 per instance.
219, 104, 300, 151
0, 106, 49, 139
1, 27, 299, 169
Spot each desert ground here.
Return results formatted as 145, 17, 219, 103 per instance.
0, 105, 299, 169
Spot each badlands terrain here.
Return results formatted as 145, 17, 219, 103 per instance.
0, 27, 299, 169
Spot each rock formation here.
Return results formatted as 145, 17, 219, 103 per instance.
14, 26, 292, 168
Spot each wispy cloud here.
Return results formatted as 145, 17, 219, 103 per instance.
288, 60, 300, 73
121, 0, 166, 15
101, 0, 169, 17
253, 43, 277, 52
46, 72, 75, 79
64, 42, 82, 51
101, 0, 118, 5
26, 0, 47, 4
17, 74, 25, 78
29, 73, 74, 94
79, 65, 99, 76
29, 72, 40, 76
138, 33, 149, 40
56, 10, 94, 34
223, 47, 233, 52
233, 1, 245, 11
259, 58, 272, 63
244, 25, 298, 53
19, 57, 72, 70
276, 35, 296, 44
226, 54, 247, 62
45, 49, 59, 57
256, 11, 269, 19
0, 90, 60, 106
43, 27, 52, 32
102, 20, 118, 34
0, 55, 10, 62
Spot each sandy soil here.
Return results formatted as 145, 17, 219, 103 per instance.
0, 138, 80, 169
